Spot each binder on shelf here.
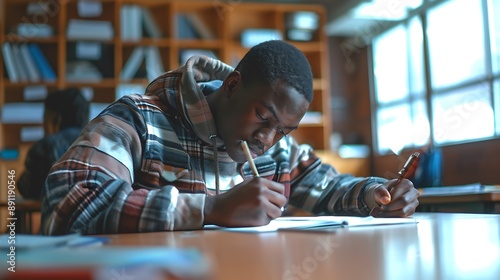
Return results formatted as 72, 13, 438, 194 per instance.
11, 44, 28, 82
27, 43, 56, 82
16, 23, 54, 38
23, 85, 48, 101
20, 126, 44, 142
183, 13, 215, 39
1, 103, 44, 124
121, 46, 145, 81
120, 5, 142, 41
66, 19, 114, 40
19, 44, 41, 82
241, 29, 283, 48
142, 8, 162, 38
176, 14, 202, 39
120, 4, 129, 39
129, 5, 143, 40
145, 46, 164, 82
2, 42, 19, 82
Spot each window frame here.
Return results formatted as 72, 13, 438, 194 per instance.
370, 0, 500, 155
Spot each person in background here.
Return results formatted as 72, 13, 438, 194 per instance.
18, 88, 90, 200
41, 40, 419, 235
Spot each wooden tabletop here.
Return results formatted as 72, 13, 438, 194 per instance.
102, 213, 500, 280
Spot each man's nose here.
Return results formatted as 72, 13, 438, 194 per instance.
256, 127, 277, 148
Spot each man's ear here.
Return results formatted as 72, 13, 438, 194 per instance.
223, 71, 241, 97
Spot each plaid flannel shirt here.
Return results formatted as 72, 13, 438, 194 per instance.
41, 56, 385, 235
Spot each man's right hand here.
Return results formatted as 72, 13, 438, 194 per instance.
203, 177, 286, 227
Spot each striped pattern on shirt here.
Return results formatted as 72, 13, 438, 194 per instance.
41, 56, 386, 235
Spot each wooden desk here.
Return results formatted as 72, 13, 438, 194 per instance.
102, 213, 500, 280
418, 185, 500, 213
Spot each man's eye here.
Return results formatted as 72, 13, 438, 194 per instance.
256, 111, 269, 122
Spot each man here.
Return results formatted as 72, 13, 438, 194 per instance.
18, 88, 90, 200
41, 40, 419, 235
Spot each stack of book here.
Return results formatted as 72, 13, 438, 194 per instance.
121, 5, 162, 40
2, 43, 56, 83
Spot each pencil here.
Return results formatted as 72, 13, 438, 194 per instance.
241, 141, 260, 177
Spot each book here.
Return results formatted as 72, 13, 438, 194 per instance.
77, 0, 103, 18
1, 103, 44, 124
120, 5, 142, 41
176, 14, 201, 39
183, 13, 215, 39
142, 8, 162, 38
23, 85, 48, 101
16, 23, 54, 38
120, 4, 130, 40
10, 44, 28, 82
129, 5, 143, 40
120, 46, 145, 81
145, 46, 164, 82
2, 43, 19, 82
20, 126, 44, 142
27, 44, 56, 82
66, 19, 114, 40
241, 29, 283, 48
19, 44, 41, 82
0, 149, 19, 160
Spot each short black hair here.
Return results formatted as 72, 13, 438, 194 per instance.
44, 88, 90, 129
235, 40, 313, 103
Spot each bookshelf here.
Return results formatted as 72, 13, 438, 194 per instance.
0, 1, 331, 201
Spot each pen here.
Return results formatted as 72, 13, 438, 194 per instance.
388, 152, 420, 193
241, 141, 260, 177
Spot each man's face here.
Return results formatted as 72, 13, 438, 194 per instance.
217, 76, 310, 163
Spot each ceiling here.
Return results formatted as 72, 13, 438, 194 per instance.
249, 0, 424, 36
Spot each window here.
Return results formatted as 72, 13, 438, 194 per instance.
371, 0, 500, 154
427, 0, 486, 90
372, 16, 429, 154
489, 0, 500, 74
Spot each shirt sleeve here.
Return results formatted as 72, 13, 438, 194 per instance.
40, 97, 205, 235
286, 137, 386, 216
